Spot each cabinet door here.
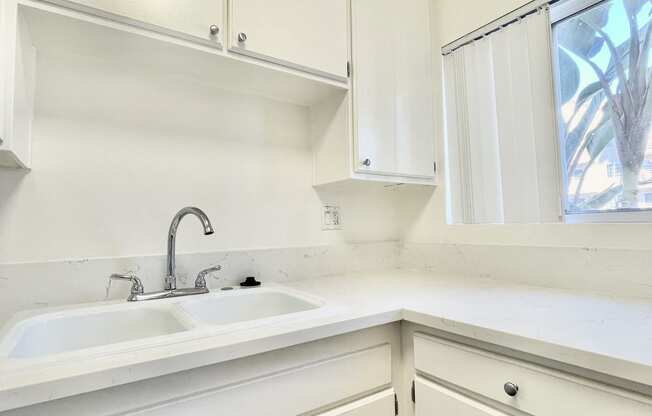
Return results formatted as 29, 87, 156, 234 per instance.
228, 0, 349, 80
0, 0, 34, 169
52, 0, 224, 45
0, 0, 7, 147
415, 377, 510, 416
318, 389, 396, 416
125, 344, 391, 416
352, 0, 435, 179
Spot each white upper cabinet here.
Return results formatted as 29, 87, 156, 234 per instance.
351, 0, 435, 180
0, 1, 6, 150
50, 0, 225, 46
228, 0, 349, 81
0, 0, 35, 169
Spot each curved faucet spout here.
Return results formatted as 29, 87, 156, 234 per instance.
166, 207, 214, 290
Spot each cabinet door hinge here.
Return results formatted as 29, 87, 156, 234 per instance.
347, 61, 351, 78
411, 380, 416, 403
394, 393, 399, 415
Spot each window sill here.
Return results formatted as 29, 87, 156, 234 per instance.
564, 210, 652, 224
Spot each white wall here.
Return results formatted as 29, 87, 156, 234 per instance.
436, 0, 531, 46
402, 0, 652, 251
0, 50, 408, 264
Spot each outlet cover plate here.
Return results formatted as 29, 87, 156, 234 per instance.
322, 204, 342, 231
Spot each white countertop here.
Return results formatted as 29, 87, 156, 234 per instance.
1, 269, 652, 411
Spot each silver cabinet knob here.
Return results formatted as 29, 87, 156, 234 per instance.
237, 32, 248, 42
504, 382, 519, 397
361, 158, 372, 167
209, 25, 219, 35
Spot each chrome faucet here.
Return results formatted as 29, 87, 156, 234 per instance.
108, 207, 219, 302
110, 274, 145, 302
195, 265, 222, 289
165, 207, 214, 290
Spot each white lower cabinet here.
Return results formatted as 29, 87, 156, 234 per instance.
414, 377, 508, 416
413, 332, 652, 416
2, 325, 399, 416
6, 324, 652, 415
129, 344, 391, 416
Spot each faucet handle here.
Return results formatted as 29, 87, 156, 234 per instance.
195, 266, 222, 289
110, 273, 145, 299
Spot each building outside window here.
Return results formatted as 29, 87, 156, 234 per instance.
606, 162, 622, 178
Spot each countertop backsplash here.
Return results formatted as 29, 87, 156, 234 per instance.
3, 240, 652, 326
399, 242, 652, 300
0, 241, 399, 325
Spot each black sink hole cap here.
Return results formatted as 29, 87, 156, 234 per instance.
240, 276, 261, 287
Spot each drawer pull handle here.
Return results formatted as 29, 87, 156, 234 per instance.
504, 382, 519, 397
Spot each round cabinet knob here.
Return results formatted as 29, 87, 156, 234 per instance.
209, 25, 219, 35
237, 32, 248, 43
361, 158, 372, 167
504, 382, 519, 397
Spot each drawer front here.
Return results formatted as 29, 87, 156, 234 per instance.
414, 333, 652, 416
129, 344, 391, 416
415, 376, 509, 416
318, 389, 396, 416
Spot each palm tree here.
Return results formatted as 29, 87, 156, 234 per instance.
557, 0, 652, 210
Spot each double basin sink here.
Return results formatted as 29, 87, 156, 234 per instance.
0, 287, 324, 360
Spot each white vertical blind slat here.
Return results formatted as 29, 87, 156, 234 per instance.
527, 10, 563, 222
492, 25, 521, 222
443, 8, 561, 224
467, 39, 504, 223
443, 55, 464, 224
497, 20, 543, 223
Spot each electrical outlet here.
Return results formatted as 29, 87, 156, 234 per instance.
322, 204, 342, 231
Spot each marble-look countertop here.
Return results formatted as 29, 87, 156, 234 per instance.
1, 270, 651, 411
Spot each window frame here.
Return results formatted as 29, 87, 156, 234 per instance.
550, 0, 606, 25
550, 0, 652, 223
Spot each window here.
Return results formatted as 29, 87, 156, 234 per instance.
443, 0, 652, 223
552, 0, 652, 219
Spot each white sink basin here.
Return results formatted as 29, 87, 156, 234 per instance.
178, 288, 322, 326
4, 306, 190, 359
0, 286, 326, 361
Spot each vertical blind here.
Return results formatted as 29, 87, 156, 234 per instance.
444, 8, 562, 224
